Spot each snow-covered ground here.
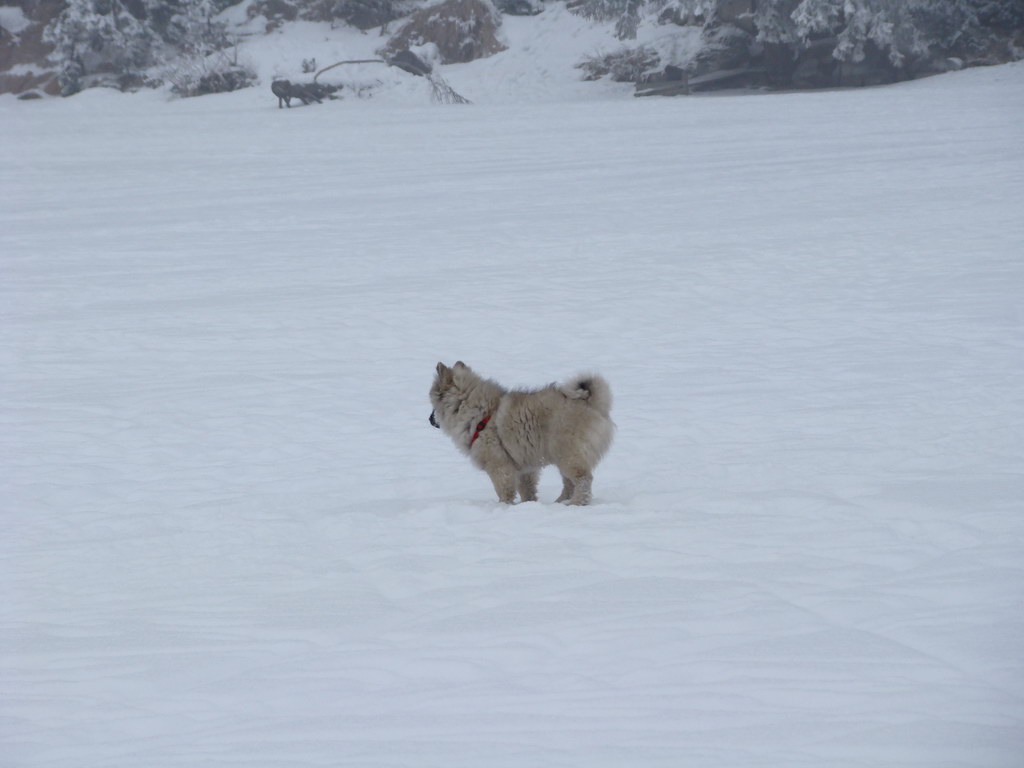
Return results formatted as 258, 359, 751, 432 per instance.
3, 46, 1024, 768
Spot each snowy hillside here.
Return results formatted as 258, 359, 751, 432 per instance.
218, 2, 665, 104
3, 60, 1024, 767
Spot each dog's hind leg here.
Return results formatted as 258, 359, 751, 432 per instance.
559, 468, 593, 506
517, 471, 539, 503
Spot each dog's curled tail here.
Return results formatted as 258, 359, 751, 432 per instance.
560, 373, 613, 417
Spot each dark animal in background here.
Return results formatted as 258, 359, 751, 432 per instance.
271, 79, 323, 108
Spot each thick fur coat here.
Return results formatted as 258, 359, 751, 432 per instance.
429, 362, 614, 505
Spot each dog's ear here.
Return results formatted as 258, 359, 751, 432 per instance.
436, 362, 453, 385
454, 361, 467, 370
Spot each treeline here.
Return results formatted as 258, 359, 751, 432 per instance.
27, 0, 1024, 96
574, 0, 1024, 89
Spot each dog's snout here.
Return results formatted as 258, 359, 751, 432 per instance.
429, 411, 439, 428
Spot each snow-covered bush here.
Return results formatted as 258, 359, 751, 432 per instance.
578, 44, 659, 80
163, 48, 257, 96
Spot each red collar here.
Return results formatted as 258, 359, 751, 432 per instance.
469, 415, 490, 446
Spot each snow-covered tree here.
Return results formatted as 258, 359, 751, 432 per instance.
44, 0, 233, 95
650, 0, 718, 24
753, 0, 800, 43
45, 0, 157, 94
970, 0, 1024, 29
572, 0, 722, 39
568, 0, 644, 39
615, 0, 645, 38
787, 0, 979, 65
788, 0, 840, 35
570, 0, 633, 22
163, 0, 229, 56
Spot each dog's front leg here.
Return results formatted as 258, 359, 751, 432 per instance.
486, 466, 517, 504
